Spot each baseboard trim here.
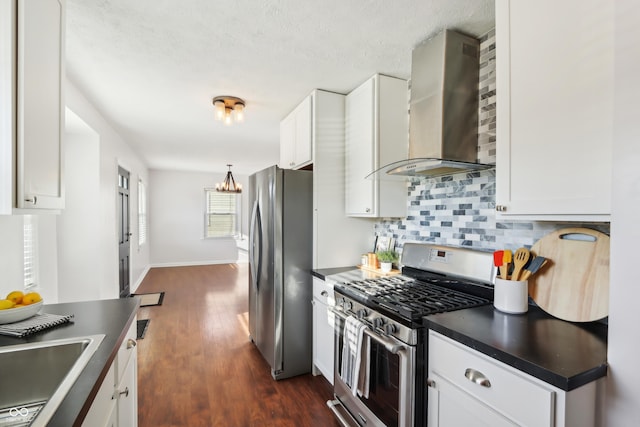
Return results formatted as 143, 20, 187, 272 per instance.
131, 265, 151, 294
149, 259, 247, 268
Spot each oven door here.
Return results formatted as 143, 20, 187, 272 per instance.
329, 308, 415, 427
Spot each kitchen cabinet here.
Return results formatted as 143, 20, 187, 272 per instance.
82, 362, 117, 427
495, 0, 613, 221
311, 277, 334, 384
279, 95, 312, 169
345, 74, 407, 218
427, 330, 603, 427
83, 318, 138, 427
0, 0, 65, 214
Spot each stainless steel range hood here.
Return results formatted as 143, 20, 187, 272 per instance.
368, 29, 493, 180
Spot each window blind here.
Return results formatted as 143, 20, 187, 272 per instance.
138, 179, 147, 246
23, 216, 37, 289
205, 190, 239, 238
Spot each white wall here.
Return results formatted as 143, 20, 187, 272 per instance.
64, 79, 150, 298
149, 169, 248, 266
606, 0, 640, 423
56, 109, 101, 302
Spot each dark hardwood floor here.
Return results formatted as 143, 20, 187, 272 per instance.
135, 263, 340, 427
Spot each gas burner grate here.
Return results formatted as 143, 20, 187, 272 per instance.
373, 282, 490, 320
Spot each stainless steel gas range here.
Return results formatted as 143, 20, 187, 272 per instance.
326, 243, 496, 427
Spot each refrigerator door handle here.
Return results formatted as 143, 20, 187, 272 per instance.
249, 200, 262, 291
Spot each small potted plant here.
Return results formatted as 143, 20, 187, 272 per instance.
376, 250, 399, 273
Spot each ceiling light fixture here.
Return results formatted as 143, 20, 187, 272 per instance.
216, 164, 242, 193
212, 96, 245, 125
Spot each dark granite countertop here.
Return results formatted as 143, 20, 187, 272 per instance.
0, 298, 139, 426
311, 266, 356, 280
424, 304, 608, 391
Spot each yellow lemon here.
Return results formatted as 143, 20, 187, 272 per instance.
22, 292, 42, 305
0, 299, 15, 310
6, 290, 24, 305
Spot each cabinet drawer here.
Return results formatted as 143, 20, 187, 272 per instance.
116, 317, 137, 382
429, 331, 555, 427
312, 277, 334, 305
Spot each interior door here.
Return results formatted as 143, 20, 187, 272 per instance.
118, 166, 131, 298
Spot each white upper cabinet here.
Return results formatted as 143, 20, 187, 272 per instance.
0, 0, 65, 214
345, 74, 408, 218
279, 95, 312, 170
495, 0, 613, 221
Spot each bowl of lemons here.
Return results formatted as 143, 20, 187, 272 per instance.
0, 290, 43, 324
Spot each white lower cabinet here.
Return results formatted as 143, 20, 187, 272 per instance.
116, 348, 138, 427
82, 362, 117, 427
428, 330, 602, 427
83, 318, 138, 427
311, 277, 334, 384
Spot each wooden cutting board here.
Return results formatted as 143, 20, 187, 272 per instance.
529, 227, 610, 322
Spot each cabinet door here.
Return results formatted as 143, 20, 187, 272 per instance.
312, 277, 334, 383
82, 362, 116, 427
428, 373, 517, 427
345, 78, 376, 216
293, 95, 312, 168
495, 0, 613, 221
117, 350, 138, 427
279, 113, 296, 168
312, 298, 334, 384
17, 0, 64, 209
279, 95, 312, 170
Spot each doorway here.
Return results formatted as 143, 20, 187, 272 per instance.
118, 166, 131, 297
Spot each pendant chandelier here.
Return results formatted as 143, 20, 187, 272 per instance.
212, 96, 245, 125
216, 164, 242, 193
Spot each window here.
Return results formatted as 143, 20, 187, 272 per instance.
23, 215, 38, 290
138, 179, 147, 246
205, 189, 241, 238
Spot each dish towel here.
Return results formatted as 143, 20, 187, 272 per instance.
340, 316, 370, 397
0, 313, 74, 338
357, 334, 371, 398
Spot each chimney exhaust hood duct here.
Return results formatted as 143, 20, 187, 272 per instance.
368, 29, 493, 179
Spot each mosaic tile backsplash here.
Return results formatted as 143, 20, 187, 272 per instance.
375, 29, 610, 253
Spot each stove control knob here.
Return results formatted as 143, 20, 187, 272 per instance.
357, 309, 368, 319
384, 324, 396, 335
373, 317, 385, 329
344, 301, 353, 311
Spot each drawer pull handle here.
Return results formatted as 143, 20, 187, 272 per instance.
127, 338, 137, 349
320, 290, 328, 297
465, 368, 491, 388
119, 387, 129, 398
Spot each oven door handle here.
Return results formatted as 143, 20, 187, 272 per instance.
331, 308, 407, 354
363, 327, 405, 354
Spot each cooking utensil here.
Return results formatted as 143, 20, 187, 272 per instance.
510, 248, 531, 281
520, 256, 547, 281
529, 228, 610, 322
493, 250, 504, 278
501, 250, 512, 280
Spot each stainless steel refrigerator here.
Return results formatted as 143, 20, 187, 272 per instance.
248, 165, 313, 380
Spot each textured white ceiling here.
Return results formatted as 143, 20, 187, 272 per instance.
65, 0, 494, 175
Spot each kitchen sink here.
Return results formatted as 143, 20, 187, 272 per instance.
0, 334, 105, 427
